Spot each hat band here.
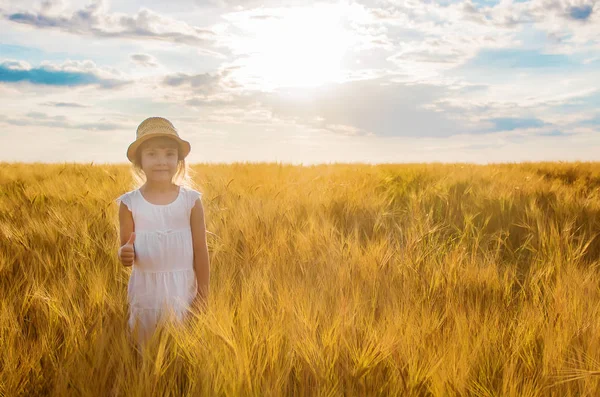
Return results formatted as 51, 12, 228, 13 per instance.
138, 127, 179, 137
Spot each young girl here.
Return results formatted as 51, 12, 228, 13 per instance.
115, 116, 210, 348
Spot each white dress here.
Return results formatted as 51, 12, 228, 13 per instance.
115, 185, 202, 345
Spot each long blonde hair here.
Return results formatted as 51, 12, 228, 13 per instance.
129, 136, 202, 192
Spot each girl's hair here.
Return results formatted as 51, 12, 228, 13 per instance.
129, 136, 201, 192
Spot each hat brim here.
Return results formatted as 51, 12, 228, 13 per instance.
127, 133, 191, 163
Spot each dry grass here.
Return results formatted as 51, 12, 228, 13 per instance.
2, 161, 600, 396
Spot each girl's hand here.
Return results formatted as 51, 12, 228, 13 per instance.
118, 232, 136, 266
191, 293, 208, 313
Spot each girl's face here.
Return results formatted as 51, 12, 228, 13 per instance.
139, 137, 179, 182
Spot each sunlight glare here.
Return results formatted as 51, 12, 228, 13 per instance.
226, 5, 354, 90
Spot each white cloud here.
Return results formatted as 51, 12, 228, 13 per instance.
3, 0, 226, 57
478, 0, 599, 53
0, 111, 127, 130
130, 53, 159, 67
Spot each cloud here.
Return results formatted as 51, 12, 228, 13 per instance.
42, 101, 88, 107
358, 0, 599, 84
470, 0, 597, 25
4, 1, 225, 56
480, 0, 599, 52
0, 112, 126, 131
324, 123, 367, 136
0, 59, 128, 88
267, 78, 486, 137
464, 48, 578, 69
130, 53, 159, 68
537, 129, 568, 136
161, 67, 242, 97
146, 68, 480, 138
348, 2, 520, 82
39, 0, 69, 14
202, 0, 339, 8
163, 72, 221, 89
181, 76, 477, 138
581, 114, 600, 125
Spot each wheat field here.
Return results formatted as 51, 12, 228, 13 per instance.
2, 161, 600, 396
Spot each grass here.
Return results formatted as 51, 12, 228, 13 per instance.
1, 161, 600, 396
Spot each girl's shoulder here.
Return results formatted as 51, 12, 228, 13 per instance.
180, 185, 203, 210
115, 189, 138, 211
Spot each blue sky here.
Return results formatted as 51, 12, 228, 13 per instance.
0, 0, 599, 164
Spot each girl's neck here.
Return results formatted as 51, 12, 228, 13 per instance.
142, 181, 178, 193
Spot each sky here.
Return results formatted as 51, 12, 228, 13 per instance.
0, 0, 599, 164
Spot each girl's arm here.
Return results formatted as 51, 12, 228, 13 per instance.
191, 199, 210, 306
118, 202, 135, 266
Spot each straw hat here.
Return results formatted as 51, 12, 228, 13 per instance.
127, 117, 191, 163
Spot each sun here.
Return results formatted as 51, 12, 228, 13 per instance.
224, 4, 354, 90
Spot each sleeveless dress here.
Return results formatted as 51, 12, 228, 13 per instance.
115, 185, 202, 345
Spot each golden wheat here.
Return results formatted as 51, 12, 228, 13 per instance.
2, 161, 600, 396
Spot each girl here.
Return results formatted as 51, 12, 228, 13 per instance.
115, 116, 210, 348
